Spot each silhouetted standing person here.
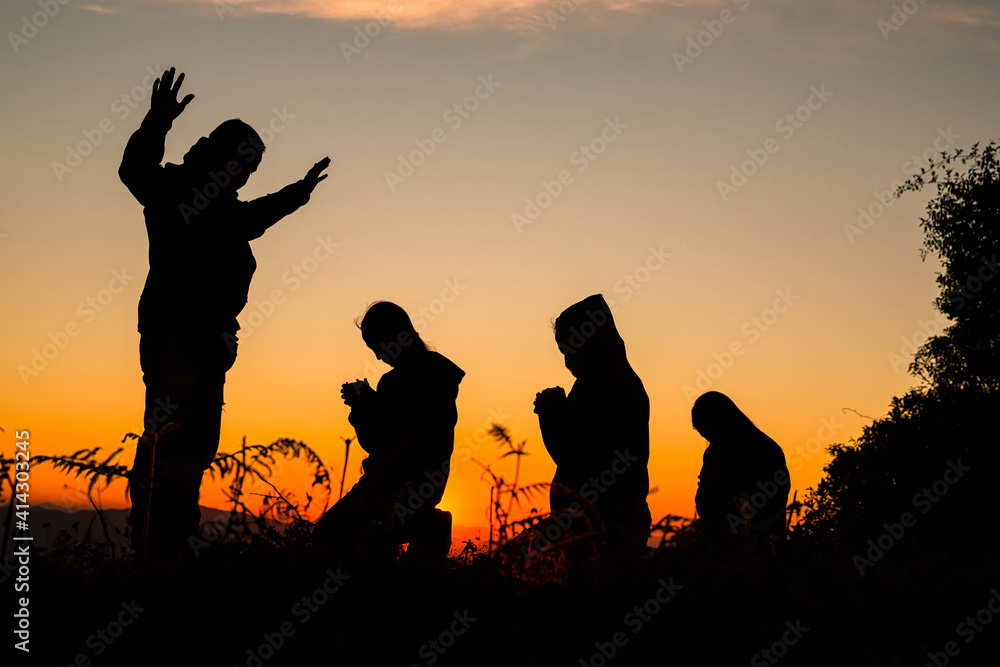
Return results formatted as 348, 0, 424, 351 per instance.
119, 67, 330, 562
692, 391, 790, 549
533, 294, 651, 558
312, 302, 464, 564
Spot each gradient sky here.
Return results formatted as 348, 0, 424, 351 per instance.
2, 0, 999, 536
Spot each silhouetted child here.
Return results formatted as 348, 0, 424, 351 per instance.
118, 67, 330, 562
692, 391, 790, 548
533, 294, 651, 559
312, 302, 464, 564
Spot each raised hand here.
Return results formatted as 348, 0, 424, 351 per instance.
301, 157, 331, 195
149, 67, 194, 122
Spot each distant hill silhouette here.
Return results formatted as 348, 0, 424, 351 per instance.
3, 504, 247, 551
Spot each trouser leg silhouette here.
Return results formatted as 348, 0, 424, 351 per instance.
130, 332, 234, 562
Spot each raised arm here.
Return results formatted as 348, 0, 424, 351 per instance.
241, 157, 330, 240
118, 68, 194, 206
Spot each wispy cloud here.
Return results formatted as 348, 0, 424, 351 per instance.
73, 0, 701, 30
219, 0, 693, 27
71, 0, 1000, 42
79, 4, 124, 15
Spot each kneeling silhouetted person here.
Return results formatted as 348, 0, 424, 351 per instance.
313, 302, 464, 564
692, 391, 790, 549
533, 294, 651, 559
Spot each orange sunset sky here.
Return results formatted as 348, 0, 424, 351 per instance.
2, 0, 999, 536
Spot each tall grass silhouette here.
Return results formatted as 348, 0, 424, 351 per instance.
471, 423, 549, 554
24, 433, 337, 556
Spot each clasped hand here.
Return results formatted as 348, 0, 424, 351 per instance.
534, 386, 567, 414
342, 379, 375, 408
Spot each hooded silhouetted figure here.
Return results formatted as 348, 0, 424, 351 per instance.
692, 391, 790, 548
119, 68, 329, 563
533, 294, 651, 558
313, 302, 464, 563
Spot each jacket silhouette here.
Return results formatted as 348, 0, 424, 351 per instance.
534, 294, 651, 557
313, 302, 464, 562
349, 351, 465, 500
692, 391, 790, 546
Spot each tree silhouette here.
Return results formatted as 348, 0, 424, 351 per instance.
802, 140, 999, 549
898, 140, 1000, 391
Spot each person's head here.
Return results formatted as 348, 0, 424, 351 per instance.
691, 391, 756, 443
182, 119, 264, 192
553, 294, 626, 378
357, 301, 429, 366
